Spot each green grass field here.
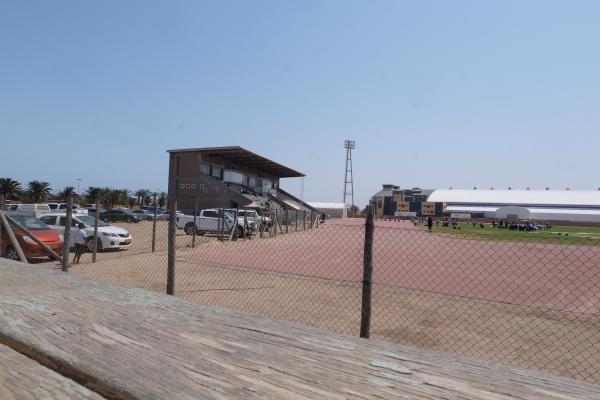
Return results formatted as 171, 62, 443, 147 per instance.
426, 222, 600, 246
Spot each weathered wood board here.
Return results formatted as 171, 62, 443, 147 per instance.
0, 258, 599, 399
0, 343, 104, 400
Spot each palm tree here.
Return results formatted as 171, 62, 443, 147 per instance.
27, 180, 52, 203
128, 197, 136, 208
158, 192, 167, 208
117, 189, 130, 207
0, 178, 22, 204
57, 186, 79, 202
107, 189, 120, 209
134, 189, 149, 205
85, 187, 105, 205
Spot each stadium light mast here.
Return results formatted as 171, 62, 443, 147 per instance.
343, 140, 355, 212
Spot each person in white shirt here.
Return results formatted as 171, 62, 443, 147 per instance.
72, 223, 87, 264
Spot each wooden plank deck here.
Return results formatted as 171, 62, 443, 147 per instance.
0, 259, 599, 400
0, 343, 104, 400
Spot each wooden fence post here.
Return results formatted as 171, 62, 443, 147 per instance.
152, 194, 158, 253
61, 195, 73, 272
360, 206, 375, 339
0, 213, 27, 263
167, 199, 177, 295
92, 199, 99, 263
191, 196, 198, 248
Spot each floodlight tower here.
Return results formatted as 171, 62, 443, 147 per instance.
343, 140, 355, 210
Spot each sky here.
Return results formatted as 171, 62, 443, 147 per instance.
1, 0, 599, 207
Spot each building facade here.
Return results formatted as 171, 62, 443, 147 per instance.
369, 185, 443, 218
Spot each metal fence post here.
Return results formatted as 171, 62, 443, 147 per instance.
285, 210, 289, 234
231, 208, 239, 241
295, 210, 298, 231
360, 206, 375, 339
61, 194, 73, 272
220, 206, 226, 241
192, 196, 198, 248
303, 210, 306, 230
152, 193, 157, 253
92, 199, 99, 263
167, 199, 177, 295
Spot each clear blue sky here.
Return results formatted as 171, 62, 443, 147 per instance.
1, 1, 599, 207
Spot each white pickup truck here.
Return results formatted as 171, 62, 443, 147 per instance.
176, 209, 256, 237
233, 209, 271, 231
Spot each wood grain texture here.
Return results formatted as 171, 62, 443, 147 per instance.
0, 258, 599, 400
0, 343, 104, 400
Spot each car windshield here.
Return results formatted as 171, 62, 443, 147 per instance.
77, 215, 109, 227
11, 216, 50, 231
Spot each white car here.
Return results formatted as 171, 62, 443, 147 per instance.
176, 209, 256, 237
39, 213, 132, 251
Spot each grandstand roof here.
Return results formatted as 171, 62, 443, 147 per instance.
428, 189, 600, 207
167, 146, 304, 178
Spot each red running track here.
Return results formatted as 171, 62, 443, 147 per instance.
179, 219, 600, 314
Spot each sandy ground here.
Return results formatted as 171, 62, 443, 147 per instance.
34, 219, 600, 384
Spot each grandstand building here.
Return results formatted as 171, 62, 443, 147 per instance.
167, 146, 317, 214
428, 189, 600, 224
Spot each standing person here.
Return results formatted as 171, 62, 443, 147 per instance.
72, 223, 88, 264
427, 216, 433, 232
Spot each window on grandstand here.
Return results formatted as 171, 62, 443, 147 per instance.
211, 166, 222, 178
200, 163, 210, 175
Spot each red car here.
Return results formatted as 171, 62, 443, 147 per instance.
1, 215, 64, 261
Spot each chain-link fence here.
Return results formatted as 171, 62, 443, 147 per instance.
2, 200, 600, 384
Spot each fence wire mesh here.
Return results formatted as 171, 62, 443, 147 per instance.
370, 220, 600, 384
3, 205, 600, 384
177, 220, 365, 335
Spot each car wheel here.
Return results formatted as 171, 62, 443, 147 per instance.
86, 237, 103, 252
4, 246, 19, 260
184, 223, 197, 235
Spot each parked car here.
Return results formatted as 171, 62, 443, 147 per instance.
39, 213, 132, 251
47, 203, 88, 215
1, 203, 52, 218
1, 215, 64, 260
131, 209, 154, 221
156, 210, 170, 220
100, 209, 140, 223
229, 209, 271, 231
85, 207, 108, 218
140, 206, 165, 214
176, 209, 255, 238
